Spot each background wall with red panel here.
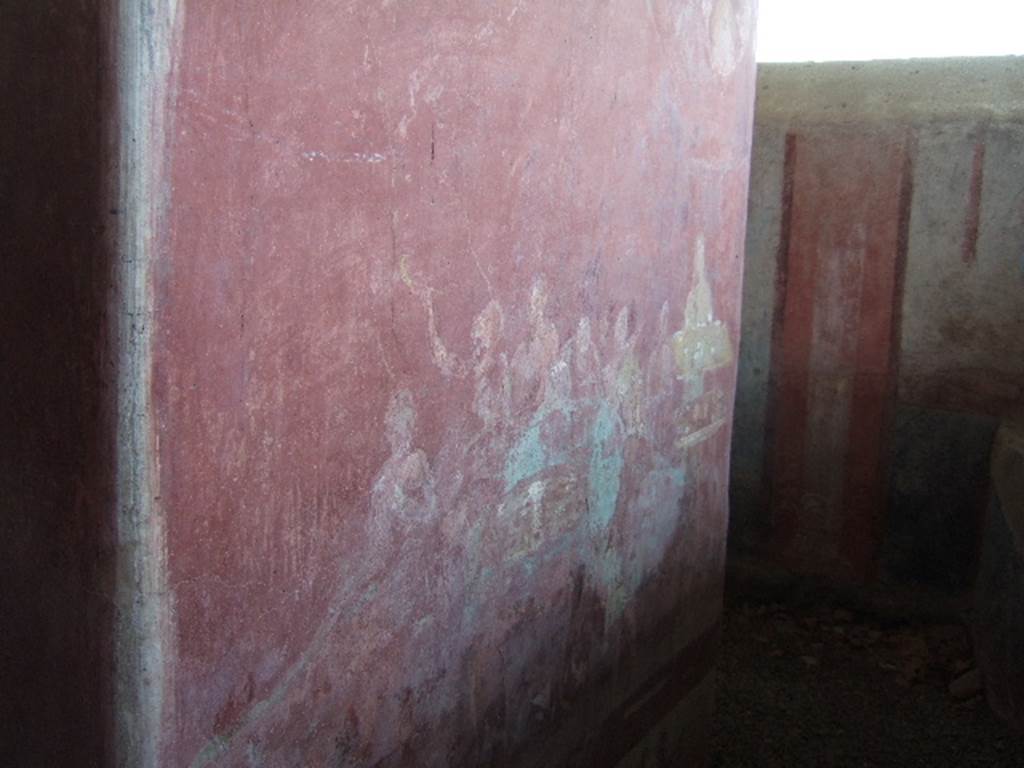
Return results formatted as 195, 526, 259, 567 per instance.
732, 59, 1024, 590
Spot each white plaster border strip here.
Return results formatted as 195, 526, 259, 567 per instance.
112, 2, 182, 765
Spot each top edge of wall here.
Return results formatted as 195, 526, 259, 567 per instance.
755, 56, 1024, 123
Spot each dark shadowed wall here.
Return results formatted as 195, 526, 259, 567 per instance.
0, 1, 116, 764
974, 415, 1024, 730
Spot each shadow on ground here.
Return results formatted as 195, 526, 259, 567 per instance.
713, 598, 1024, 768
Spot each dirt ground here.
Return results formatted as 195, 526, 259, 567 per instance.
712, 598, 1024, 767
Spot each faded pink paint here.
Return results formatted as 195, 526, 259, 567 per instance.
153, 3, 756, 766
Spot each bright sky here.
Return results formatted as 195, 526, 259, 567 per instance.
756, 0, 1024, 62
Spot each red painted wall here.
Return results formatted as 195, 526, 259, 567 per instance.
1, 2, 116, 764
152, 2, 756, 766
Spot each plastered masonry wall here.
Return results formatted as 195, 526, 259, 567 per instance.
131, 2, 760, 766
